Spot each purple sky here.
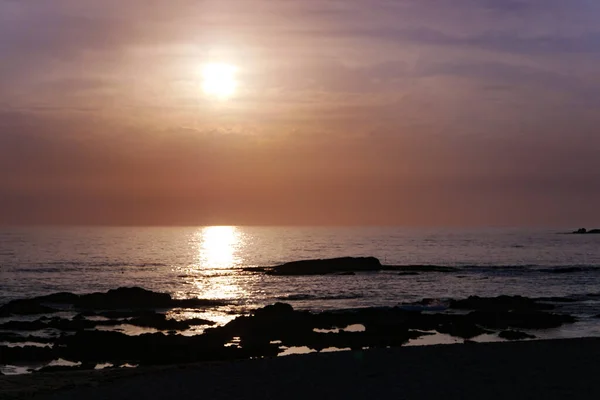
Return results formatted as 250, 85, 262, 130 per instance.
1, 0, 599, 226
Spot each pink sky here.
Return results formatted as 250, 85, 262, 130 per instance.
1, 1, 599, 226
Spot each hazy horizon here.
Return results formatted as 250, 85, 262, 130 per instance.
2, 1, 600, 226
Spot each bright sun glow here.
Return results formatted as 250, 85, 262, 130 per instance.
198, 226, 240, 269
202, 63, 237, 99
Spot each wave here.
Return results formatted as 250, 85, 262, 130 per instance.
538, 266, 600, 274
388, 264, 600, 273
16, 262, 169, 273
276, 293, 364, 301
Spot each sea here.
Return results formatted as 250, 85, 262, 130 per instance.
1, 226, 600, 366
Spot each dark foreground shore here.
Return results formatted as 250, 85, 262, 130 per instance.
2, 338, 600, 400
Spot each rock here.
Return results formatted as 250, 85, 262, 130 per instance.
85, 310, 156, 319
398, 299, 448, 312
0, 316, 121, 332
127, 314, 214, 330
37, 292, 80, 304
34, 363, 97, 374
0, 299, 579, 367
398, 272, 420, 276
268, 257, 382, 276
499, 330, 536, 340
450, 295, 553, 312
468, 310, 574, 330
0, 332, 54, 344
436, 318, 492, 339
0, 345, 58, 363
0, 300, 58, 317
0, 287, 227, 317
57, 330, 237, 365
572, 228, 600, 234
541, 267, 588, 274
75, 287, 173, 310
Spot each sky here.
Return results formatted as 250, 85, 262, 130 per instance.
1, 0, 599, 226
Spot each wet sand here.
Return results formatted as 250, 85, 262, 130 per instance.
2, 338, 600, 400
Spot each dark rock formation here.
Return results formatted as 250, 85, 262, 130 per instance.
34, 364, 96, 374
0, 294, 579, 369
450, 295, 553, 312
467, 310, 574, 330
573, 228, 600, 234
436, 318, 492, 339
0, 301, 57, 317
0, 346, 58, 363
499, 330, 536, 340
0, 313, 215, 332
268, 257, 382, 276
0, 287, 226, 316
127, 314, 215, 330
0, 333, 54, 344
541, 267, 588, 274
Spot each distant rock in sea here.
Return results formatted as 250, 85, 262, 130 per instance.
268, 256, 382, 276
572, 228, 600, 234
266, 257, 460, 276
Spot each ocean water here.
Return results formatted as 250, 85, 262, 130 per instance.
1, 226, 599, 309
1, 226, 600, 374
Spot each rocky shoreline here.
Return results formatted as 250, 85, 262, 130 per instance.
0, 286, 578, 372
3, 338, 600, 399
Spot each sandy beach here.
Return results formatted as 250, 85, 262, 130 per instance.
2, 337, 599, 400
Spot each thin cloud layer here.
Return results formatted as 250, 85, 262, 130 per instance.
1, 0, 599, 225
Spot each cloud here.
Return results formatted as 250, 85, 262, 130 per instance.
1, 0, 600, 224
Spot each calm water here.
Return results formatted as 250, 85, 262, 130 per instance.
1, 226, 599, 311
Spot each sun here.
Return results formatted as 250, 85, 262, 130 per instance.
202, 63, 237, 99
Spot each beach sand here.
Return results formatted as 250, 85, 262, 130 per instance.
2, 338, 600, 399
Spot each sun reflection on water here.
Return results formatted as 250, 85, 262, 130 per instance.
177, 226, 250, 303
198, 226, 241, 270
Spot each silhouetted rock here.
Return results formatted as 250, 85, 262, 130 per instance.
436, 318, 492, 339
0, 312, 215, 333
127, 314, 214, 330
499, 330, 536, 340
34, 364, 96, 374
0, 296, 580, 367
0, 332, 54, 344
0, 287, 226, 316
0, 316, 119, 332
536, 296, 578, 303
0, 300, 57, 317
57, 330, 242, 365
269, 257, 382, 275
75, 287, 173, 310
0, 345, 57, 363
467, 310, 574, 330
572, 228, 600, 234
541, 267, 589, 274
450, 295, 553, 312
